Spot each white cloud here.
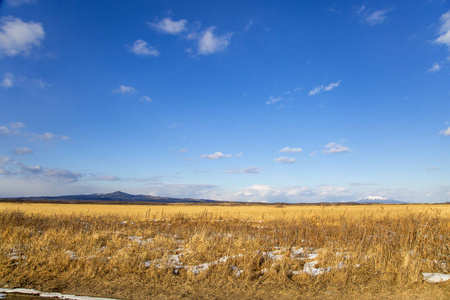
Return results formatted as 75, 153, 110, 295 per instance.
167, 122, 182, 129
234, 185, 313, 202
323, 142, 351, 154
178, 148, 189, 153
29, 132, 70, 141
279, 146, 303, 153
0, 155, 81, 182
308, 86, 323, 96
316, 185, 352, 198
6, 0, 37, 7
113, 85, 137, 94
128, 40, 159, 56
364, 10, 389, 26
439, 127, 450, 136
90, 175, 122, 182
13, 147, 33, 155
234, 184, 357, 203
226, 167, 260, 174
0, 72, 48, 89
435, 11, 450, 48
427, 62, 441, 73
274, 156, 296, 164
201, 151, 232, 160
357, 6, 390, 26
266, 96, 283, 105
198, 27, 232, 55
0, 177, 97, 197
244, 19, 255, 31
235, 152, 243, 157
324, 80, 341, 91
140, 96, 152, 102
0, 122, 24, 136
9, 122, 25, 129
148, 18, 188, 35
142, 183, 220, 200
0, 16, 45, 57
309, 151, 318, 157
309, 80, 341, 96
0, 72, 14, 88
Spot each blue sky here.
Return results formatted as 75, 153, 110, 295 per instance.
0, 0, 449, 202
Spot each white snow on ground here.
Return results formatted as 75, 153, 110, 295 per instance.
291, 261, 346, 276
422, 273, 450, 283
143, 254, 244, 275
127, 236, 154, 245
0, 288, 121, 300
66, 251, 78, 260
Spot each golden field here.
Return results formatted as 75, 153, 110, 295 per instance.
1, 202, 449, 220
0, 203, 449, 299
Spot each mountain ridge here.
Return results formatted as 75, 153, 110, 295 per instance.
0, 191, 219, 203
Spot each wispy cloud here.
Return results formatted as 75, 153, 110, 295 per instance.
128, 40, 159, 56
279, 147, 303, 153
309, 80, 341, 96
0, 72, 48, 89
148, 18, 188, 35
244, 19, 255, 31
0, 16, 45, 57
140, 96, 152, 102
5, 0, 37, 7
0, 122, 25, 136
266, 96, 283, 105
90, 175, 122, 182
29, 132, 70, 142
0, 155, 81, 182
13, 147, 33, 155
225, 167, 260, 174
201, 151, 232, 160
113, 85, 137, 95
167, 122, 183, 129
323, 142, 352, 154
427, 62, 441, 73
274, 156, 296, 164
439, 127, 450, 136
357, 6, 390, 26
435, 11, 450, 49
349, 182, 378, 186
198, 27, 232, 55
0, 72, 14, 88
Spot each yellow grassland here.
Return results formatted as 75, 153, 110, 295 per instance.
0, 202, 449, 220
0, 203, 449, 299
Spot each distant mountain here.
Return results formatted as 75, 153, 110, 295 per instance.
1, 191, 219, 203
352, 196, 406, 204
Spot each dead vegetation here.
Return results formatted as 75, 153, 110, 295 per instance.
0, 204, 449, 299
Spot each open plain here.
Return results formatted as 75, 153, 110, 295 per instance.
0, 203, 449, 299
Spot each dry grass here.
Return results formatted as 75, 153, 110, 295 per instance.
0, 203, 449, 299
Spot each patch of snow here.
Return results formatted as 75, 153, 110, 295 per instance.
66, 251, 77, 260
128, 236, 153, 245
422, 273, 450, 283
0, 288, 121, 299
292, 261, 345, 277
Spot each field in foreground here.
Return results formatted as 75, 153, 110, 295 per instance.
0, 203, 449, 299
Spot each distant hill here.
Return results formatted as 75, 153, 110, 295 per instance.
1, 191, 219, 204
351, 196, 406, 204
